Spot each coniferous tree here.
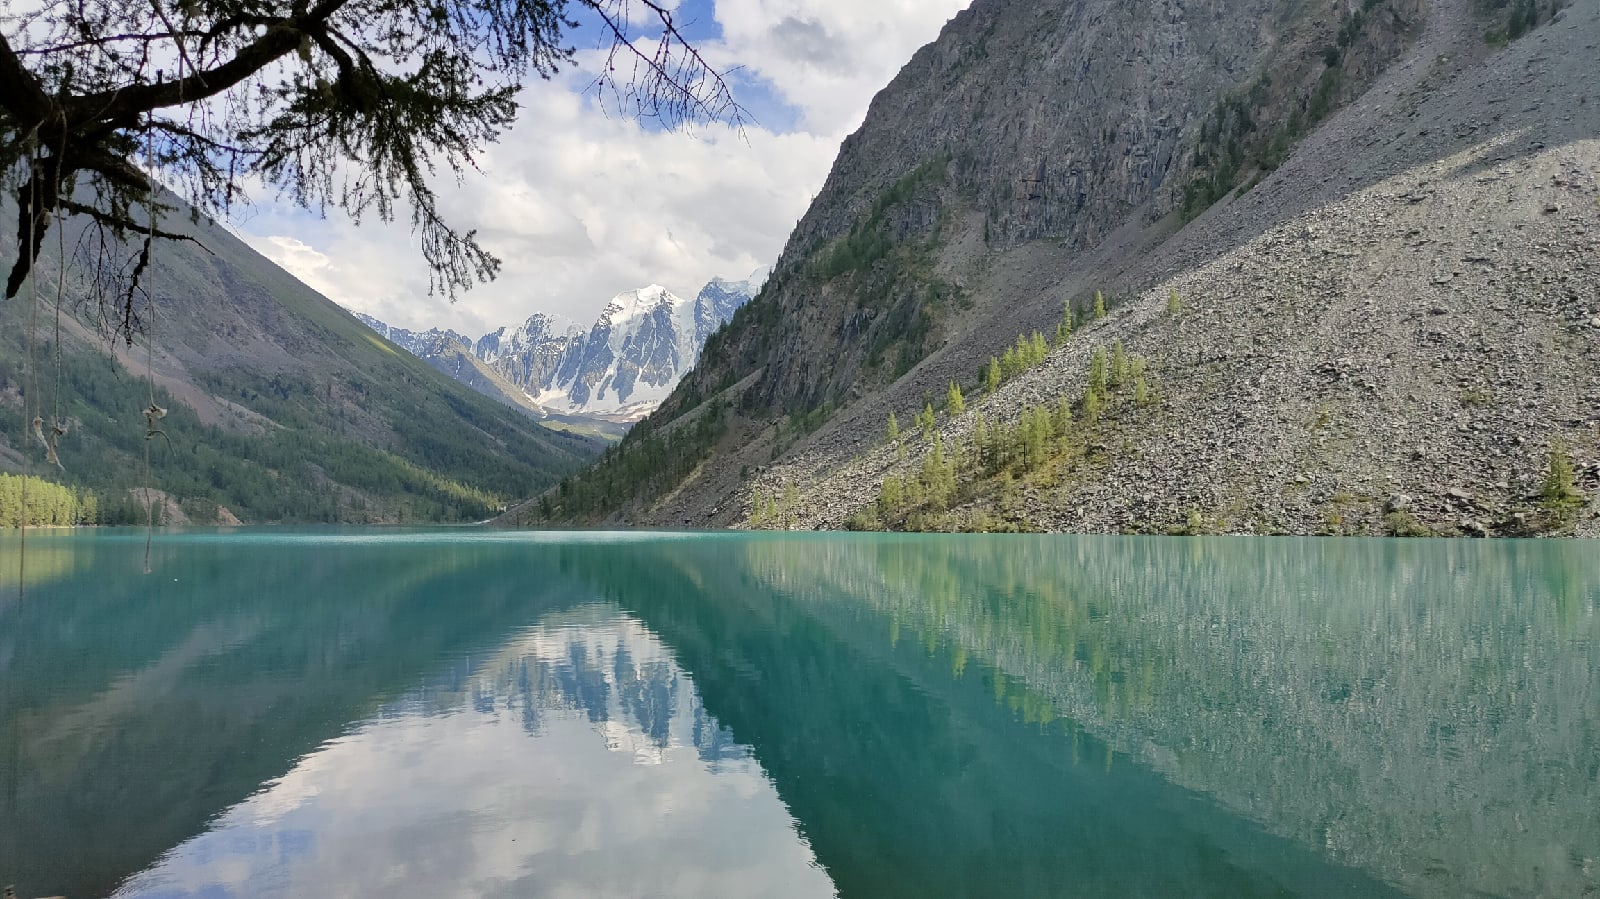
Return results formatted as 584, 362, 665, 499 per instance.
946, 382, 965, 415
972, 415, 991, 470
887, 411, 901, 442
0, 0, 741, 326
1093, 291, 1108, 319
1110, 341, 1129, 388
985, 358, 1003, 395
1089, 347, 1109, 396
1002, 346, 1022, 379
750, 487, 769, 528
1083, 386, 1103, 422
1053, 397, 1074, 439
782, 483, 799, 528
921, 434, 955, 510
1542, 440, 1585, 526
1020, 406, 1049, 469
879, 475, 905, 515
1057, 300, 1075, 344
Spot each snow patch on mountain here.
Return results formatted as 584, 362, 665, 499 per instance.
354, 271, 764, 421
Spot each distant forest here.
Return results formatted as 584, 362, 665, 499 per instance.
0, 472, 104, 527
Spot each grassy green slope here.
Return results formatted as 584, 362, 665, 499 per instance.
0, 199, 602, 524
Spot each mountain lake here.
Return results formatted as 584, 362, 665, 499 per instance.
0, 530, 1596, 898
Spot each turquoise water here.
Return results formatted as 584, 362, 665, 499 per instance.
0, 531, 1596, 897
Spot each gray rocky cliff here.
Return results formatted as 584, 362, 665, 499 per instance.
541, 0, 1597, 539
475, 312, 583, 393
665, 0, 1426, 417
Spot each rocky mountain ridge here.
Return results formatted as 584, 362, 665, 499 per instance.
525, 0, 1597, 538
359, 272, 763, 422
737, 0, 1600, 538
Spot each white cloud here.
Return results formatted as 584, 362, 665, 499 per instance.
709, 0, 969, 134
234, 0, 969, 337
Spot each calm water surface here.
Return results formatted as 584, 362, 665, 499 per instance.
0, 531, 1596, 898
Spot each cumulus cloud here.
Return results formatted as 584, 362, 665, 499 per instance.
235, 0, 968, 337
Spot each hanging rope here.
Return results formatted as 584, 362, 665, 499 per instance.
48, 121, 69, 472
141, 100, 161, 575
27, 160, 70, 473
138, 35, 193, 570
16, 146, 40, 599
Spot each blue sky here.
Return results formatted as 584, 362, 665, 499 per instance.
239, 0, 970, 336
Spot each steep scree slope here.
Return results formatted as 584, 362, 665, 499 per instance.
527, 0, 1597, 537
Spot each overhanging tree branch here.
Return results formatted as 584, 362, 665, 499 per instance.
1, 0, 745, 339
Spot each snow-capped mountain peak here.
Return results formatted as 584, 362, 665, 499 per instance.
354, 313, 471, 358
355, 273, 762, 422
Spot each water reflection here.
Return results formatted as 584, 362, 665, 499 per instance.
0, 533, 88, 603
723, 535, 1600, 899
3, 531, 1596, 899
2, 531, 587, 898
114, 607, 828, 899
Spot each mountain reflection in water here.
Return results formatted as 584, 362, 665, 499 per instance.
1, 531, 1594, 898
113, 607, 825, 898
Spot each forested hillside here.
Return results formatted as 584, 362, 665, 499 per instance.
0, 197, 601, 524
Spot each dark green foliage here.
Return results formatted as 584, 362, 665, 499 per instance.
1306, 66, 1345, 125
787, 403, 836, 437
530, 398, 731, 524
1056, 300, 1076, 345
1181, 0, 1397, 221
1481, 0, 1562, 43
0, 302, 595, 524
812, 156, 951, 281
813, 228, 896, 282
622, 152, 964, 495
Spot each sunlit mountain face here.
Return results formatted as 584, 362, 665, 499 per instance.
357, 270, 765, 420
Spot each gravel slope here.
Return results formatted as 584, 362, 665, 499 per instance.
731, 0, 1600, 537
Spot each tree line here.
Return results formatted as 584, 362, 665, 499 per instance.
0, 472, 100, 527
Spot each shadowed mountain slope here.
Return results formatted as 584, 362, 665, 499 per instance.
0, 199, 601, 524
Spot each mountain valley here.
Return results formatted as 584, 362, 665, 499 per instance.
0, 198, 601, 525
525, 0, 1599, 538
